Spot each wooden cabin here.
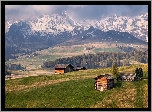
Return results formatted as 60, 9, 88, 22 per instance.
117, 73, 137, 81
94, 74, 114, 91
5, 75, 12, 79
5, 70, 12, 79
54, 64, 74, 74
74, 66, 86, 71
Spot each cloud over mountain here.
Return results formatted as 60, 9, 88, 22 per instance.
5, 5, 148, 21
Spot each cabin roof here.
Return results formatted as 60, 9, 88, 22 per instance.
55, 64, 74, 69
120, 73, 136, 77
75, 66, 86, 69
94, 74, 114, 80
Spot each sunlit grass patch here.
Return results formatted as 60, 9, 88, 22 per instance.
91, 82, 137, 108
143, 84, 148, 108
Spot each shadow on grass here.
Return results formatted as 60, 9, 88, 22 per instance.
114, 82, 122, 88
142, 77, 148, 79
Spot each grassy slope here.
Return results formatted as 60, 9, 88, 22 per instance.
5, 64, 148, 108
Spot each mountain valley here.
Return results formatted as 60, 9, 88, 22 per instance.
5, 12, 148, 69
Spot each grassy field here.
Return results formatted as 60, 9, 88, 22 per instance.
93, 48, 123, 53
93, 48, 103, 53
103, 48, 123, 52
5, 64, 148, 108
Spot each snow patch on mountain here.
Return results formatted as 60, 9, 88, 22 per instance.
29, 13, 76, 34
62, 11, 77, 26
98, 13, 148, 42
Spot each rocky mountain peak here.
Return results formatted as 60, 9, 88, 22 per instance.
5, 12, 148, 42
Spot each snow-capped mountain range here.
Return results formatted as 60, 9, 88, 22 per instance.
5, 12, 148, 61
5, 12, 148, 42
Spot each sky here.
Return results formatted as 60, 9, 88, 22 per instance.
5, 5, 148, 21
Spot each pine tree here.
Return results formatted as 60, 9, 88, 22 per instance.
112, 62, 119, 78
135, 68, 139, 79
138, 67, 143, 79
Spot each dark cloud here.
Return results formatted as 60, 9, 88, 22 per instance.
5, 5, 148, 21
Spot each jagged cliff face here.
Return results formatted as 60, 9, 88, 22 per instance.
6, 12, 148, 42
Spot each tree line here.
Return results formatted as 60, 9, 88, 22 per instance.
5, 63, 26, 70
42, 49, 148, 69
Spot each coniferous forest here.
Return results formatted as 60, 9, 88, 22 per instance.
42, 49, 148, 69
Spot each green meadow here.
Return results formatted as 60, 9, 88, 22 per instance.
5, 64, 148, 108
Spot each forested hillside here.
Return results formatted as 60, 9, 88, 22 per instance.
42, 49, 148, 69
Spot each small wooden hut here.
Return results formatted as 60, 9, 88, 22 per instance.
74, 66, 86, 71
5, 70, 12, 79
54, 64, 74, 74
94, 74, 114, 91
117, 73, 137, 81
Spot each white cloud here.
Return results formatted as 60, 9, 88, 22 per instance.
5, 5, 148, 22
30, 5, 55, 14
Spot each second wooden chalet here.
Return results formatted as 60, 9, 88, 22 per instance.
117, 73, 137, 81
54, 64, 74, 74
94, 74, 114, 91
74, 66, 87, 71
